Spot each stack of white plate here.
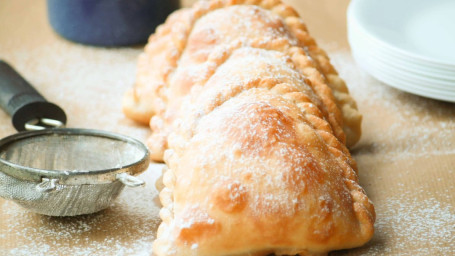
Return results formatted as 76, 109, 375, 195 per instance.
347, 0, 455, 102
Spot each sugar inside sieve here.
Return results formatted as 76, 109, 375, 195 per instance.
0, 128, 149, 216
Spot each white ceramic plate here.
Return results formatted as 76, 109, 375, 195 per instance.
355, 51, 455, 93
348, 0, 455, 67
348, 31, 455, 83
348, 20, 455, 74
352, 51, 455, 102
348, 0, 455, 101
350, 39, 455, 93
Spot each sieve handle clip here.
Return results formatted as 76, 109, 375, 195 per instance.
36, 178, 59, 193
116, 173, 145, 187
25, 118, 65, 131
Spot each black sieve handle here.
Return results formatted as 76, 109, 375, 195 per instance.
0, 60, 66, 131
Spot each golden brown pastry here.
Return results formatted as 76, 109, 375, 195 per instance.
123, 1, 374, 255
123, 0, 362, 161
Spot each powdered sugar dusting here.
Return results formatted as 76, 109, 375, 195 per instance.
377, 196, 454, 254
175, 87, 353, 222
332, 188, 455, 256
0, 165, 164, 256
193, 5, 297, 48
1, 0, 454, 254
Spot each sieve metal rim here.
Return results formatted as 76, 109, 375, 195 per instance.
0, 128, 150, 185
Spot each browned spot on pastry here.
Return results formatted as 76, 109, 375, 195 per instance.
307, 196, 335, 243
214, 179, 248, 213
177, 210, 221, 244
224, 101, 296, 156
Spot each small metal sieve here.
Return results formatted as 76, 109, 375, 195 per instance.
0, 60, 150, 216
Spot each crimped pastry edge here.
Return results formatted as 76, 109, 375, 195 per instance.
123, 0, 362, 157
133, 1, 374, 255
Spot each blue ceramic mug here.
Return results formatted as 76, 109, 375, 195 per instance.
47, 0, 179, 46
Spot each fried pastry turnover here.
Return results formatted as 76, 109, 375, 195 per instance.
123, 1, 374, 255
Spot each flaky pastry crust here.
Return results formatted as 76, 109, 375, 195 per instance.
123, 0, 362, 161
123, 1, 374, 255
